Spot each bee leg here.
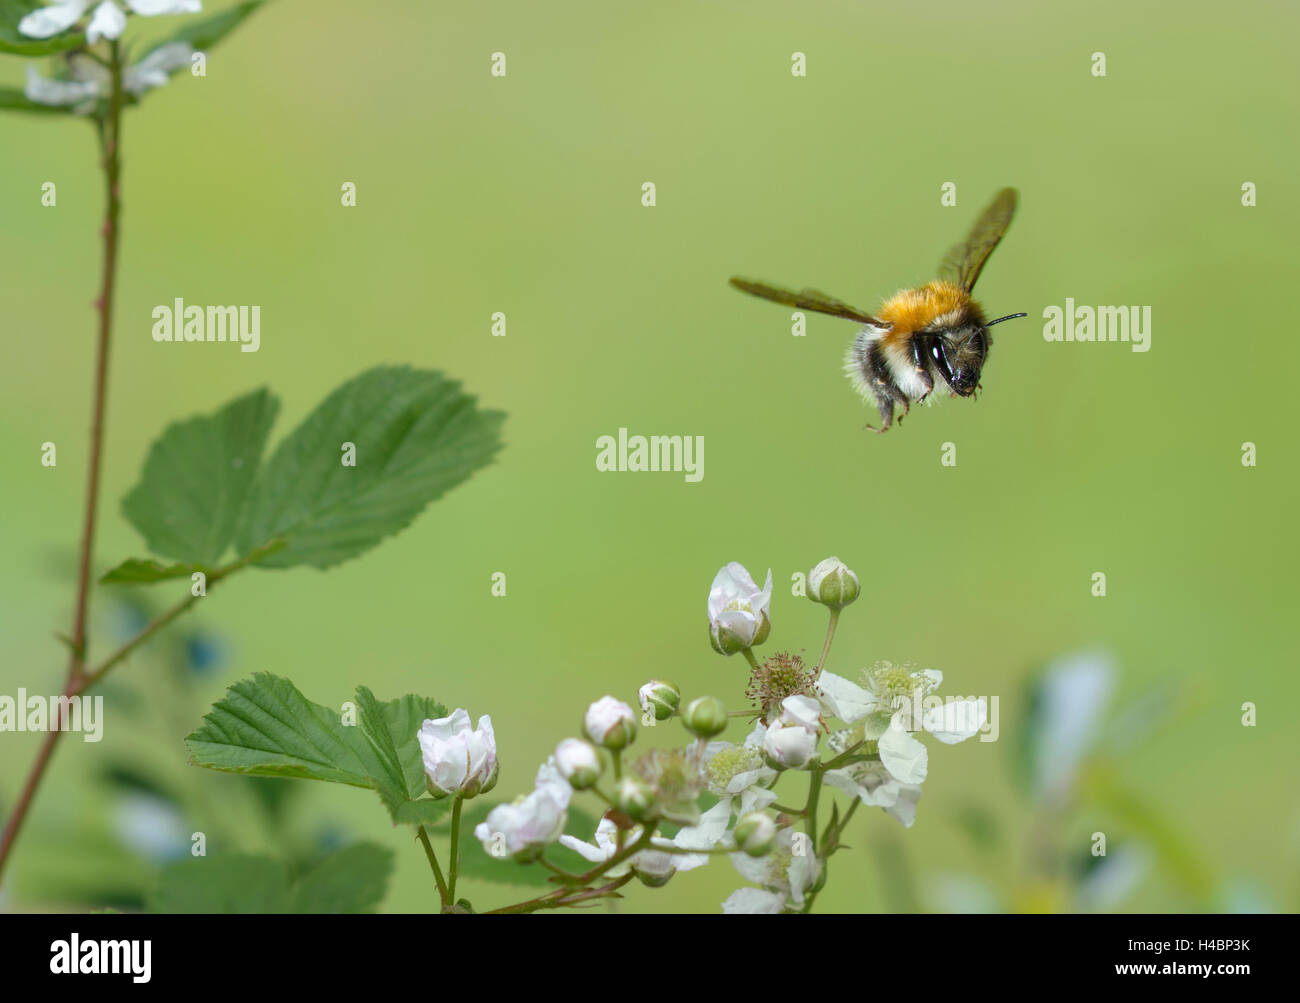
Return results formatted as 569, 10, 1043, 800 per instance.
865, 344, 907, 433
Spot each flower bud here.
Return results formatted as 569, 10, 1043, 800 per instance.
707, 562, 773, 655
733, 812, 777, 857
554, 738, 602, 790
762, 719, 818, 770
638, 680, 680, 722
682, 695, 728, 739
631, 850, 675, 888
614, 775, 655, 821
583, 696, 637, 750
807, 557, 860, 610
418, 709, 497, 799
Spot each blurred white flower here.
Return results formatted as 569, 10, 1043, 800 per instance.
112, 792, 189, 862
23, 63, 99, 111
20, 0, 201, 41
707, 562, 772, 654
124, 42, 195, 94
418, 708, 497, 798
23, 43, 196, 111
473, 759, 570, 860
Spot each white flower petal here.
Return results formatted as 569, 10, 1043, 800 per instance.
722, 887, 786, 914
18, 0, 88, 39
558, 834, 610, 863
923, 698, 987, 744
23, 64, 100, 107
816, 671, 876, 723
127, 0, 201, 13
884, 783, 923, 828
878, 711, 929, 784
86, 1, 126, 43
673, 799, 732, 851
780, 694, 822, 732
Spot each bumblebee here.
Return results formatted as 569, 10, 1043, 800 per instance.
730, 188, 1026, 431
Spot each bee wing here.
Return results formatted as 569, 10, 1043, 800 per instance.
729, 277, 887, 326
937, 187, 1018, 292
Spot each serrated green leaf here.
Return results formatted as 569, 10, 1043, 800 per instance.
289, 842, 393, 913
186, 673, 450, 826
150, 854, 290, 913
100, 557, 212, 585
101, 538, 285, 584
187, 672, 376, 787
0, 2, 86, 56
0, 84, 71, 115
356, 686, 451, 823
234, 366, 504, 569
123, 387, 278, 565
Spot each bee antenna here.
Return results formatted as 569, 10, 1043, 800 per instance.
985, 312, 1028, 327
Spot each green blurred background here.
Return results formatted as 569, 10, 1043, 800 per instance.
2, 0, 1297, 913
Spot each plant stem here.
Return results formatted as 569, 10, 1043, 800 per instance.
488, 830, 654, 914
806, 768, 824, 856
0, 43, 125, 885
447, 796, 463, 904
742, 647, 760, 672
417, 825, 451, 907
814, 608, 840, 678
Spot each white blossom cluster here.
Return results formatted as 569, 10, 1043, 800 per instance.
416, 557, 986, 914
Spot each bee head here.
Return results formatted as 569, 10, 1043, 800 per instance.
927, 324, 988, 397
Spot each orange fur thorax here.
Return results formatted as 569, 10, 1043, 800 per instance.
876, 280, 983, 346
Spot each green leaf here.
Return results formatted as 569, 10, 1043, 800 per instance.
289, 842, 394, 913
234, 366, 504, 569
186, 673, 450, 826
100, 538, 285, 585
100, 557, 212, 585
148, 0, 265, 53
0, 85, 71, 116
150, 842, 394, 914
150, 854, 290, 913
356, 686, 451, 824
122, 387, 278, 565
0, 2, 86, 56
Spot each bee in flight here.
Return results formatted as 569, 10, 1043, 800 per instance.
730, 188, 1026, 432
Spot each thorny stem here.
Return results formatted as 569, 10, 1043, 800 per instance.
488, 830, 655, 914
0, 44, 126, 884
